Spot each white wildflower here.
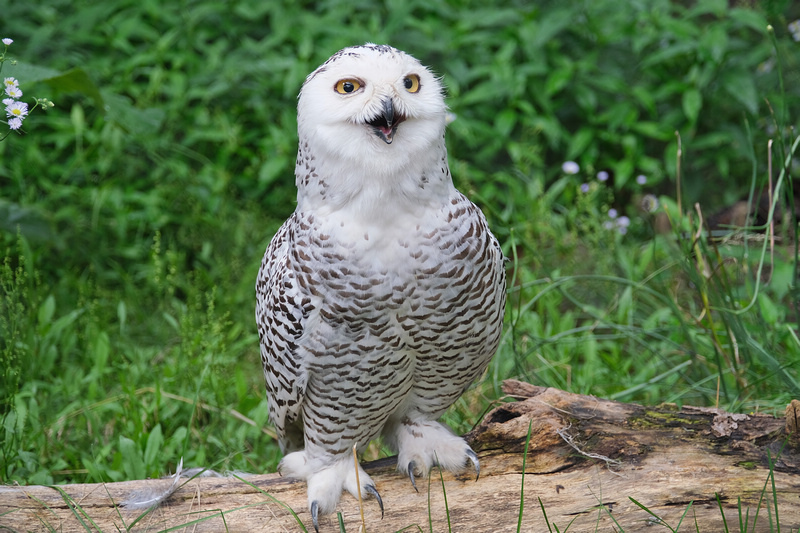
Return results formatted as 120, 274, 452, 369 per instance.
636, 174, 647, 185
1, 38, 12, 46
5, 100, 28, 119
604, 212, 630, 235
789, 20, 800, 42
8, 117, 22, 130
562, 161, 580, 175
641, 194, 659, 213
5, 85, 22, 99
597, 170, 609, 182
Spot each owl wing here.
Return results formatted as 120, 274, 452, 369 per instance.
255, 213, 313, 453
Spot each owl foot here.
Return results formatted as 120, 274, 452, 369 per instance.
279, 450, 383, 531
406, 449, 479, 491
407, 461, 419, 492
386, 419, 481, 489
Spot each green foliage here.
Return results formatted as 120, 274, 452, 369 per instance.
1, 0, 798, 497
439, 0, 799, 211
493, 158, 800, 409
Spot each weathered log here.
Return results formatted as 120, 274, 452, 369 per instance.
1, 382, 798, 532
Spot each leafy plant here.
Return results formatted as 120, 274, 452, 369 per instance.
0, 0, 798, 501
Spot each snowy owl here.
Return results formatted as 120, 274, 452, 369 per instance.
255, 43, 506, 530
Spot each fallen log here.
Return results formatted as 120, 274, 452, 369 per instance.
1, 381, 798, 532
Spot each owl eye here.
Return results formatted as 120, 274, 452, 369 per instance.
335, 79, 361, 94
403, 74, 421, 93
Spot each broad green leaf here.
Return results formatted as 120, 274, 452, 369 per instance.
720, 68, 758, 115
8, 63, 105, 108
144, 425, 164, 471
119, 436, 146, 480
639, 41, 696, 68
688, 0, 726, 17
117, 301, 127, 332
45, 309, 83, 341
2, 62, 60, 85
631, 121, 672, 140
494, 108, 517, 138
14, 395, 28, 435
91, 331, 110, 373
612, 158, 634, 188
460, 79, 502, 106
101, 91, 165, 137
757, 293, 781, 323
566, 128, 595, 161
545, 66, 573, 97
3, 410, 16, 435
38, 295, 56, 327
527, 8, 574, 49
0, 200, 53, 242
682, 88, 702, 124
700, 25, 728, 64
258, 157, 287, 186
729, 8, 768, 32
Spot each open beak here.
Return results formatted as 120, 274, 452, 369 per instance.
367, 98, 406, 144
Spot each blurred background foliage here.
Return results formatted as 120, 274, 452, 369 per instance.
1, 0, 799, 485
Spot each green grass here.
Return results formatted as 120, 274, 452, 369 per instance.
1, 2, 799, 523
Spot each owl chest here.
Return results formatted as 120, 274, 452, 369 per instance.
292, 238, 440, 313
289, 218, 483, 326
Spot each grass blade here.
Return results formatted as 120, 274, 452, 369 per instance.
715, 493, 730, 532
517, 420, 533, 533
233, 474, 308, 532
538, 497, 554, 533
675, 500, 693, 531
427, 465, 433, 533
737, 496, 750, 533
629, 496, 670, 530
436, 462, 452, 533
46, 485, 102, 531
767, 449, 780, 533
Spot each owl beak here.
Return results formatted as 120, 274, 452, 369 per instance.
367, 98, 406, 144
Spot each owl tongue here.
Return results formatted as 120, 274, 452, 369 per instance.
368, 98, 406, 144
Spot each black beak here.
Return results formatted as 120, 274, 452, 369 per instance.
367, 98, 406, 144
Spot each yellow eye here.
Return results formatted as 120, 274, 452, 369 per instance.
335, 79, 361, 94
403, 74, 420, 93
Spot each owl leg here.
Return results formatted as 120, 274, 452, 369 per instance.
383, 418, 480, 490
279, 450, 383, 532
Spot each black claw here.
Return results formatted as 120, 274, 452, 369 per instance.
365, 484, 384, 519
466, 449, 480, 481
311, 500, 320, 533
407, 461, 419, 493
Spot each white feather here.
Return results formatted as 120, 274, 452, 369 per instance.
120, 457, 183, 510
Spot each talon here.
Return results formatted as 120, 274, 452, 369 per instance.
407, 461, 418, 493
365, 484, 384, 519
466, 449, 480, 481
311, 500, 320, 533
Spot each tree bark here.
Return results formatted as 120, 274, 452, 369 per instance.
2, 381, 798, 532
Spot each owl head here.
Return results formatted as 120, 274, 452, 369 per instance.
297, 44, 447, 171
